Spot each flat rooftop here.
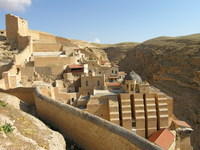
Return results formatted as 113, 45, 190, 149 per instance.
93, 90, 117, 96
33, 52, 63, 56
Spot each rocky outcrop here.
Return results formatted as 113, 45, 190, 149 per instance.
103, 34, 200, 150
0, 92, 66, 150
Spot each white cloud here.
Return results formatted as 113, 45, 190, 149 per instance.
0, 0, 32, 12
93, 38, 101, 43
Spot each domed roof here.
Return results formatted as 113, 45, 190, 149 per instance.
125, 71, 142, 83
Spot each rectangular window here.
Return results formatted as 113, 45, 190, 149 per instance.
97, 80, 100, 86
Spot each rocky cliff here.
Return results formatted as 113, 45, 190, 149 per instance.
0, 92, 66, 150
95, 42, 138, 65
103, 34, 200, 150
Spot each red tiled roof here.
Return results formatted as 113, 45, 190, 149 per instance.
68, 64, 84, 69
172, 119, 191, 128
148, 129, 175, 150
106, 82, 121, 87
101, 61, 108, 64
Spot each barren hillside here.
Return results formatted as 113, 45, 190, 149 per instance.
103, 34, 200, 150
95, 42, 138, 64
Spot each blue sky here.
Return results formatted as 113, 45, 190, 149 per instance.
0, 0, 200, 43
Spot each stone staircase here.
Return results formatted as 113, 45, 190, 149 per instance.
120, 94, 132, 130
107, 93, 170, 139
145, 94, 157, 137
134, 94, 146, 137
157, 94, 169, 129
108, 100, 120, 125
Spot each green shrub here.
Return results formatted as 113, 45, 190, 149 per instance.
0, 100, 7, 107
0, 123, 14, 133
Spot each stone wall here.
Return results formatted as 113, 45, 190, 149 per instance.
0, 61, 13, 78
79, 75, 105, 95
51, 87, 77, 103
14, 36, 32, 65
87, 96, 110, 120
34, 56, 78, 67
33, 43, 62, 52
6, 14, 20, 44
6, 14, 29, 49
0, 66, 19, 89
0, 79, 5, 89
17, 35, 30, 50
0, 87, 35, 105
34, 87, 161, 150
33, 31, 76, 47
34, 56, 78, 76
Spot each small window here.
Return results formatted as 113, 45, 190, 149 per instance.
97, 80, 100, 86
112, 70, 114, 73
17, 68, 20, 75
131, 85, 134, 91
86, 80, 88, 86
115, 71, 118, 74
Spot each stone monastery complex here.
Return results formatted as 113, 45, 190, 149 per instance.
0, 14, 194, 150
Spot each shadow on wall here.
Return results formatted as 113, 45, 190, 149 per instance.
0, 35, 6, 41
0, 87, 162, 150
0, 62, 13, 79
